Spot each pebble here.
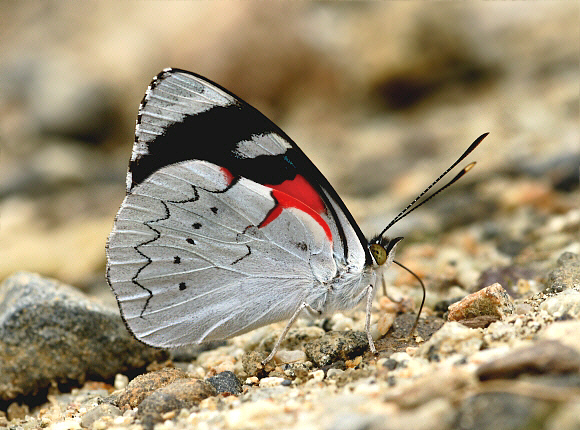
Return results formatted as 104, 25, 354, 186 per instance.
476, 340, 580, 381
273, 349, 307, 364
6, 402, 29, 421
303, 331, 368, 367
311, 369, 325, 382
80, 403, 122, 428
114, 374, 129, 391
448, 283, 514, 328
0, 272, 167, 401
377, 312, 397, 336
136, 378, 217, 427
258, 377, 286, 388
116, 368, 187, 411
326, 368, 345, 378
539, 289, 580, 317
540, 320, 580, 354
417, 322, 484, 360
206, 371, 242, 395
546, 252, 580, 292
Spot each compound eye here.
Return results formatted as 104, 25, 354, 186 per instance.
369, 243, 387, 265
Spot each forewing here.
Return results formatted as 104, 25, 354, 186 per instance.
129, 68, 370, 270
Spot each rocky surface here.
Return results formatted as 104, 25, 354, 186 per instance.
0, 2, 578, 430
0, 273, 167, 402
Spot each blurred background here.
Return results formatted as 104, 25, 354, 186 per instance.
0, 2, 578, 303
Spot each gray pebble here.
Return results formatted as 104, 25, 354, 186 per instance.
207, 370, 242, 395
546, 252, 580, 293
0, 272, 167, 401
476, 340, 580, 381
81, 403, 122, 428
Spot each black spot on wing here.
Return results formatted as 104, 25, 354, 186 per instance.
210, 207, 218, 214
173, 256, 181, 264
178, 282, 187, 291
186, 238, 195, 245
192, 222, 202, 229
296, 241, 308, 252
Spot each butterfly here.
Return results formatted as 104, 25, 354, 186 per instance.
106, 68, 487, 363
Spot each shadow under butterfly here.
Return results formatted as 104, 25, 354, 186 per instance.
106, 68, 488, 364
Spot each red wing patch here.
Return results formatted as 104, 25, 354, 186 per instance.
259, 175, 332, 241
220, 167, 234, 185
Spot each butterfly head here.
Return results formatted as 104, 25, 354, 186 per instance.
369, 236, 403, 267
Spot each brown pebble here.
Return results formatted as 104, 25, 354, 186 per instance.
476, 340, 580, 381
137, 378, 217, 426
6, 402, 29, 421
448, 283, 514, 328
116, 367, 187, 410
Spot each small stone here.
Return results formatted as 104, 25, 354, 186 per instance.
417, 322, 484, 360
476, 340, 580, 381
258, 377, 286, 388
329, 313, 356, 331
515, 302, 533, 314
244, 376, 258, 386
273, 349, 307, 364
448, 283, 514, 328
6, 402, 29, 420
114, 374, 129, 391
242, 350, 272, 378
382, 358, 398, 370
116, 368, 187, 410
80, 403, 122, 428
545, 252, 580, 293
539, 289, 580, 317
326, 368, 344, 378
50, 420, 82, 430
540, 320, 580, 354
282, 362, 311, 380
137, 379, 217, 427
303, 331, 368, 367
311, 369, 325, 382
0, 272, 168, 401
377, 312, 396, 337
206, 371, 242, 395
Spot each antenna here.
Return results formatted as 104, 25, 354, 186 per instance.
376, 132, 488, 239
393, 260, 425, 338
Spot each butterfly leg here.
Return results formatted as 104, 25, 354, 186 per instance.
262, 301, 320, 365
364, 284, 377, 355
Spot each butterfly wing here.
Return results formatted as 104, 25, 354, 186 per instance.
106, 69, 371, 347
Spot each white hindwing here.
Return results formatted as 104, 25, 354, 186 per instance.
107, 160, 340, 347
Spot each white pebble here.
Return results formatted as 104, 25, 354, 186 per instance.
326, 368, 344, 378
310, 369, 325, 382
114, 373, 129, 390
259, 377, 286, 388
274, 349, 307, 363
